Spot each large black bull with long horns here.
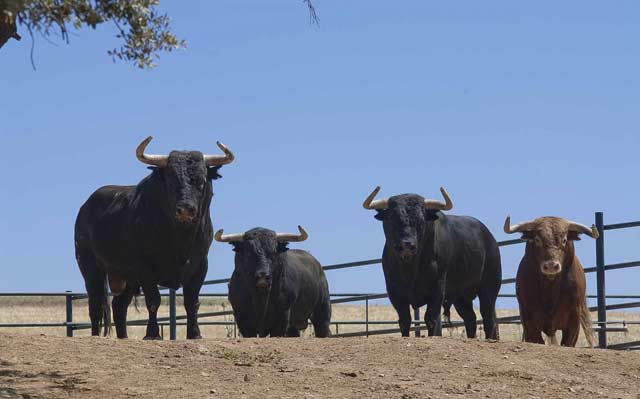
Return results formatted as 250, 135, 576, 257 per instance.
363, 186, 502, 339
74, 137, 234, 339
215, 226, 331, 338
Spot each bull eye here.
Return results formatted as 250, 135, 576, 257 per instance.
562, 236, 568, 247
534, 236, 542, 246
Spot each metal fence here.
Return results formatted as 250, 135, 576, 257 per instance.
1, 211, 639, 350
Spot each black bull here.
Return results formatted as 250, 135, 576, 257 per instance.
74, 137, 234, 339
364, 187, 502, 339
218, 227, 332, 337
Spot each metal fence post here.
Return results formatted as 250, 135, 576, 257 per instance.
65, 291, 73, 337
595, 212, 607, 348
413, 306, 421, 337
365, 297, 369, 337
169, 289, 177, 340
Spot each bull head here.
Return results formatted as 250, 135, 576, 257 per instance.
135, 136, 234, 225
504, 216, 599, 277
215, 226, 308, 292
363, 186, 453, 262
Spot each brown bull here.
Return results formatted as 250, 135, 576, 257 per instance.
504, 216, 597, 347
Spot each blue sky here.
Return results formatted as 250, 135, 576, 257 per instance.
1, 0, 639, 310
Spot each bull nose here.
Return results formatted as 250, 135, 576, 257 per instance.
255, 272, 271, 281
175, 204, 196, 222
541, 261, 561, 275
394, 240, 416, 252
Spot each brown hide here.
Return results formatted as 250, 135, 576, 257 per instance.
514, 217, 594, 347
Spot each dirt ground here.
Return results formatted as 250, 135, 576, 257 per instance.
1, 332, 640, 399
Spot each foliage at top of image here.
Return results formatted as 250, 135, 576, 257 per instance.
0, 0, 318, 69
0, 0, 183, 69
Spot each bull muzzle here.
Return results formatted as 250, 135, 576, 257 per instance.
541, 260, 562, 277
175, 203, 197, 224
255, 272, 272, 292
394, 240, 417, 261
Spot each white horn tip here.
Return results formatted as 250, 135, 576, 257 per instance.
298, 225, 308, 238
503, 215, 512, 233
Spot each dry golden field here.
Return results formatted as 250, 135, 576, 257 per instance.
1, 296, 638, 347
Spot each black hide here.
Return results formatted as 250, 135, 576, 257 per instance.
74, 151, 223, 340
374, 194, 502, 339
226, 228, 331, 338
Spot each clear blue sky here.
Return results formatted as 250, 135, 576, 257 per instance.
1, 1, 639, 311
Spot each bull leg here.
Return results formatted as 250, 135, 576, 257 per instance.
235, 311, 258, 338
142, 284, 162, 340
391, 301, 412, 337
270, 310, 290, 337
183, 258, 207, 339
311, 297, 332, 338
561, 317, 580, 347
521, 313, 545, 344
453, 298, 477, 339
425, 276, 445, 337
479, 290, 499, 340
77, 249, 110, 337
286, 326, 301, 337
112, 288, 134, 339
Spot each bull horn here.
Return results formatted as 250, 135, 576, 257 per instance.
424, 187, 453, 211
568, 221, 600, 239
136, 136, 168, 167
214, 229, 245, 243
503, 215, 537, 234
363, 186, 389, 210
204, 141, 235, 166
276, 225, 308, 242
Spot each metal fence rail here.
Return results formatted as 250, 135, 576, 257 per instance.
1, 212, 638, 349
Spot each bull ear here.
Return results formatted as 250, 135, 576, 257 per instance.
207, 166, 222, 181
567, 231, 582, 241
277, 242, 290, 252
424, 210, 439, 221
374, 210, 386, 221
521, 231, 536, 241
230, 242, 244, 252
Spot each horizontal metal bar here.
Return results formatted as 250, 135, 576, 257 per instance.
498, 294, 640, 299
607, 340, 640, 350
603, 221, 640, 231
593, 327, 629, 333
202, 278, 231, 286
331, 293, 388, 304
322, 259, 381, 271
0, 292, 84, 297
498, 239, 525, 247
0, 322, 68, 327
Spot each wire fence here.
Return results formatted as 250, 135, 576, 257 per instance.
1, 211, 639, 350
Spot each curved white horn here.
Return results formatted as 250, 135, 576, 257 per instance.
204, 141, 235, 166
214, 229, 245, 243
424, 187, 453, 211
503, 215, 537, 234
363, 186, 389, 210
276, 225, 308, 242
136, 136, 168, 167
567, 221, 600, 239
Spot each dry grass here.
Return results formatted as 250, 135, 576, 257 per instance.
1, 296, 638, 347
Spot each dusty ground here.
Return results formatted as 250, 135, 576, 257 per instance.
1, 332, 640, 399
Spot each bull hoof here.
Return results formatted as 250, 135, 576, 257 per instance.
187, 335, 203, 340
143, 335, 163, 341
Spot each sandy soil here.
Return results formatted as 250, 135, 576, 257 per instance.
1, 332, 639, 399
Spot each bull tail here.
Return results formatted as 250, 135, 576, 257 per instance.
101, 275, 112, 337
580, 298, 595, 348
442, 300, 452, 328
